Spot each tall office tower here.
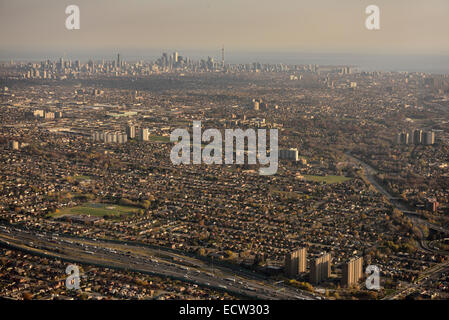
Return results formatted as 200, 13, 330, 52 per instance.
221, 45, 225, 70
138, 128, 149, 141
423, 131, 435, 145
253, 101, 260, 111
342, 257, 363, 287
284, 248, 307, 278
413, 129, 423, 144
117, 53, 120, 69
58, 57, 64, 72
173, 51, 179, 63
310, 253, 331, 284
207, 56, 214, 70
126, 124, 136, 139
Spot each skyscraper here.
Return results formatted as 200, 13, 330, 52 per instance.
284, 248, 307, 278
57, 57, 64, 72
342, 257, 363, 287
253, 101, 259, 111
310, 253, 331, 284
117, 53, 121, 69
221, 45, 225, 70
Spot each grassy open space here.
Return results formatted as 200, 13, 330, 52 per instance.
50, 202, 140, 218
73, 175, 92, 181
149, 135, 171, 143
302, 175, 351, 185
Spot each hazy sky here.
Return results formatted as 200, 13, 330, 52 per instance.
1, 0, 448, 59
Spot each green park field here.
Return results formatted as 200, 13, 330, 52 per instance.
149, 135, 170, 143
49, 202, 139, 218
302, 175, 351, 185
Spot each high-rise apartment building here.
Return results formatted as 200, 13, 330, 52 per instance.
413, 129, 422, 144
310, 253, 331, 284
44, 111, 55, 120
126, 124, 136, 139
342, 257, 363, 287
279, 148, 299, 161
396, 132, 410, 145
92, 131, 127, 144
398, 130, 435, 146
138, 128, 149, 141
9, 140, 19, 150
423, 131, 435, 145
284, 248, 307, 278
117, 133, 128, 144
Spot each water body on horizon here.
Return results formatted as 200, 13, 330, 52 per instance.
1, 50, 448, 74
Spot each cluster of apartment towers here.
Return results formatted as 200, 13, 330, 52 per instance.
25, 109, 63, 120
91, 124, 148, 144
397, 129, 435, 145
285, 248, 363, 288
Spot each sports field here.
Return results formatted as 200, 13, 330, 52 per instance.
50, 202, 139, 218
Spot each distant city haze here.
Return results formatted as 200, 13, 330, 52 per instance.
1, 0, 448, 72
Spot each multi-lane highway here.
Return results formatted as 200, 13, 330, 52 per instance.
0, 224, 315, 300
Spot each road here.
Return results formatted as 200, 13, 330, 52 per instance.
0, 224, 315, 300
345, 153, 449, 240
344, 153, 449, 300
383, 260, 449, 300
